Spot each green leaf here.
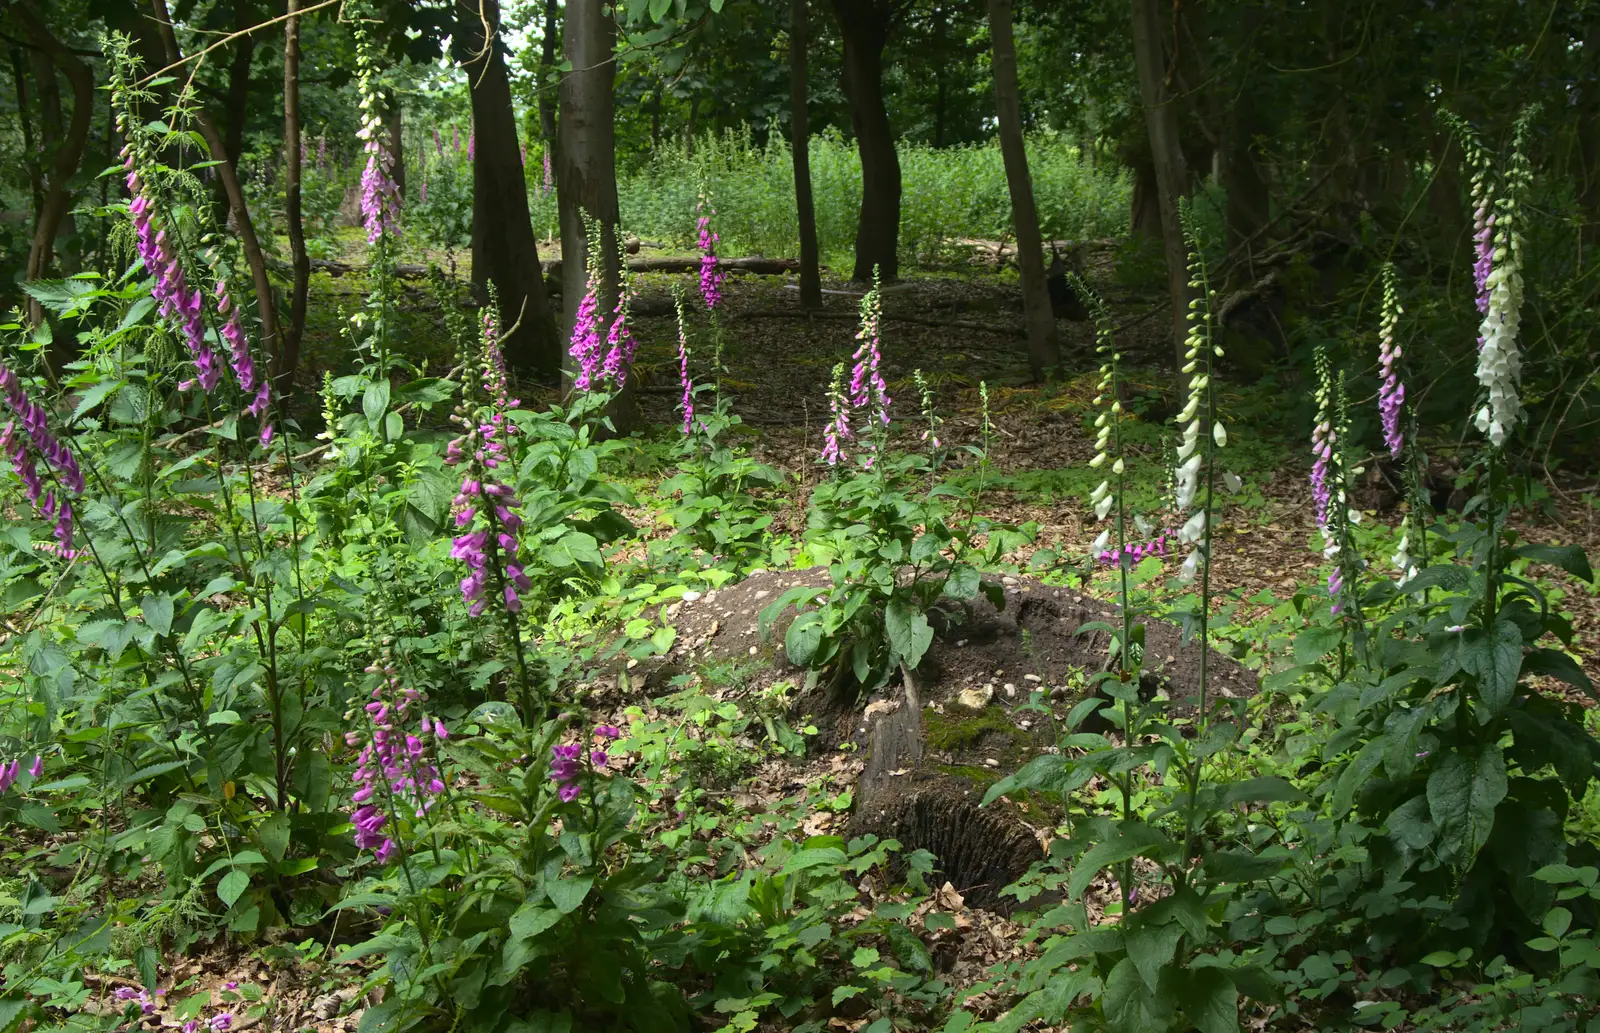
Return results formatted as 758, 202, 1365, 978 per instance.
1516, 543, 1594, 584
1124, 910, 1184, 991
1102, 957, 1172, 1033
258, 811, 290, 862
1178, 969, 1238, 1033
1068, 824, 1168, 901
1333, 739, 1384, 815
508, 901, 563, 941
1522, 648, 1597, 701
141, 592, 174, 637
1220, 776, 1306, 807
70, 378, 125, 423
648, 0, 671, 18
943, 563, 980, 600
1427, 744, 1507, 861
1457, 620, 1523, 716
546, 874, 593, 914
1292, 625, 1343, 666
1419, 951, 1461, 967
884, 597, 933, 669
785, 612, 824, 667
362, 380, 391, 431
217, 870, 249, 908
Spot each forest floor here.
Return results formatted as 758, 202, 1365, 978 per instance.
116, 240, 1600, 1032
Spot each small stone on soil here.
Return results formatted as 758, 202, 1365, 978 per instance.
983, 758, 1000, 768
1024, 673, 1042, 683
682, 590, 702, 602
1003, 683, 1016, 698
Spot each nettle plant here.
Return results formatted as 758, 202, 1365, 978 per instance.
763, 272, 1035, 695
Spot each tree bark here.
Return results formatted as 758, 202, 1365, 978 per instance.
457, 0, 562, 380
831, 0, 900, 282
278, 0, 310, 388
1220, 89, 1270, 274
538, 0, 559, 148
12, 2, 92, 328
790, 0, 822, 309
1130, 0, 1191, 365
988, 0, 1059, 381
150, 0, 282, 368
557, 0, 639, 429
384, 96, 405, 200
9, 49, 43, 222
216, 0, 258, 220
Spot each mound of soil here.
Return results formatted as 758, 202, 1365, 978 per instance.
649, 567, 1257, 909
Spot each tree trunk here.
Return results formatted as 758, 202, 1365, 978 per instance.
790, 0, 822, 309
831, 0, 900, 281
1580, 17, 1600, 258
150, 0, 282, 368
218, 0, 258, 221
384, 97, 405, 201
538, 0, 559, 148
457, 0, 562, 381
557, 0, 639, 429
9, 49, 43, 221
1220, 89, 1270, 273
278, 0, 310, 388
988, 0, 1059, 381
931, 6, 948, 149
1130, 0, 1191, 365
12, 2, 92, 329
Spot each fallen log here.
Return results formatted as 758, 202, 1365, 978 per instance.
543, 254, 800, 285
738, 307, 1027, 339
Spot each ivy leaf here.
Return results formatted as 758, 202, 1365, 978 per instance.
1427, 744, 1507, 861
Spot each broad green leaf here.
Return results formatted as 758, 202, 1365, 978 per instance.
1427, 744, 1507, 861
1068, 824, 1168, 901
884, 596, 933, 669
1516, 543, 1594, 584
1124, 910, 1183, 991
1177, 968, 1238, 1033
363, 380, 391, 431
217, 870, 249, 908
1522, 648, 1597, 701
141, 592, 174, 637
1101, 957, 1172, 1033
546, 874, 593, 914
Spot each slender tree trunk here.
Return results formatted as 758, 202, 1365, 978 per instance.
150, 0, 282, 368
988, 0, 1059, 381
790, 0, 822, 309
457, 0, 562, 380
28, 44, 77, 272
1130, 0, 1191, 365
538, 0, 559, 149
1579, 18, 1600, 258
1221, 90, 1270, 272
9, 49, 43, 219
931, 6, 948, 149
557, 0, 638, 428
278, 0, 310, 388
832, 0, 900, 281
384, 98, 405, 200
12, 2, 92, 329
216, 0, 258, 221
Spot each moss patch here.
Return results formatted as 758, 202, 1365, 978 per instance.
925, 706, 1028, 753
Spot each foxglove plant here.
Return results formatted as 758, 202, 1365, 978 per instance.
355, 24, 401, 246
1376, 263, 1405, 459
1473, 118, 1532, 449
0, 359, 83, 558
674, 288, 695, 435
1172, 204, 1228, 598
345, 639, 449, 862
1309, 346, 1335, 530
820, 364, 851, 468
695, 187, 725, 311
